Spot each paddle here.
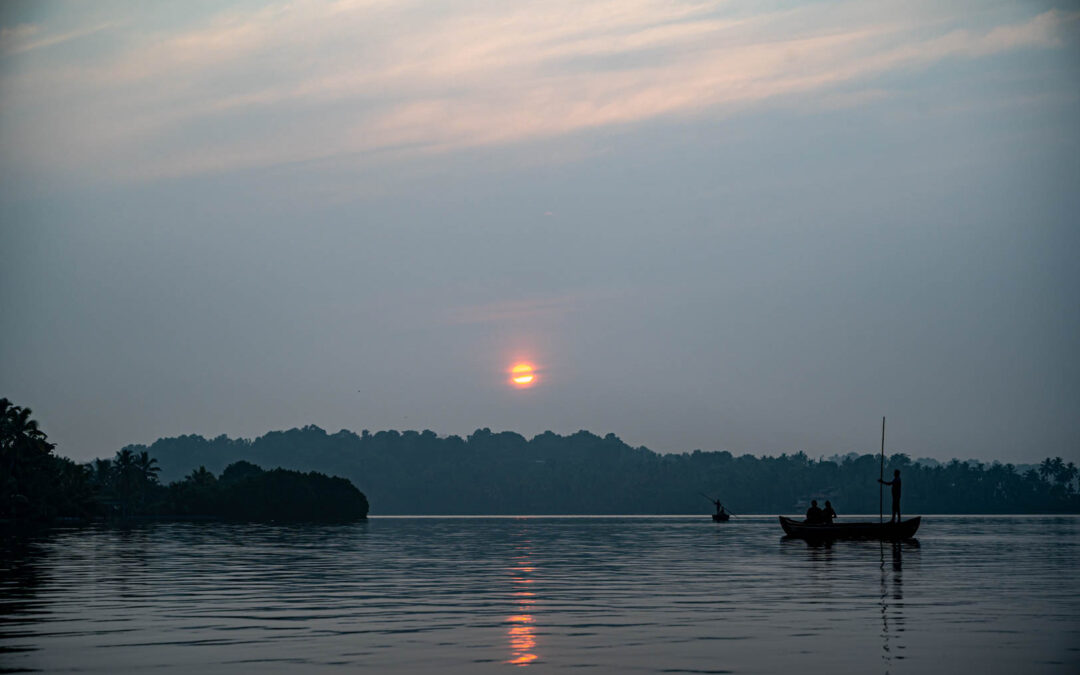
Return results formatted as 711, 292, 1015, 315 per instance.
699, 493, 736, 516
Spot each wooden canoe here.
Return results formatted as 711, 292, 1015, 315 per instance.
712, 512, 730, 522
779, 515, 920, 540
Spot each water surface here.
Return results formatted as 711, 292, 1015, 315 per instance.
2, 516, 1078, 673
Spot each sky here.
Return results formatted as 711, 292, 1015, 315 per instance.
1, 0, 1078, 464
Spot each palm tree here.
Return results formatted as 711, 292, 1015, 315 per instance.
113, 448, 138, 516
134, 451, 161, 513
175, 466, 219, 515
91, 458, 114, 486
1061, 462, 1078, 493
89, 457, 117, 514
186, 466, 217, 486
1, 398, 56, 518
1039, 458, 1058, 483
1039, 457, 1073, 487
1, 400, 51, 453
136, 451, 160, 484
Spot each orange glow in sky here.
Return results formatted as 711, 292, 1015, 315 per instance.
509, 363, 537, 388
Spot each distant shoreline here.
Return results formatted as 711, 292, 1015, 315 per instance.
6, 513, 1078, 528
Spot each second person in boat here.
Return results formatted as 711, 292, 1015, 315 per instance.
822, 500, 837, 524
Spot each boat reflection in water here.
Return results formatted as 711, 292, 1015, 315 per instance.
506, 527, 539, 666
779, 535, 918, 669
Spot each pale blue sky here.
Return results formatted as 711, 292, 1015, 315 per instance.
1, 0, 1078, 463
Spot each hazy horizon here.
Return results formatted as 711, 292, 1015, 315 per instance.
3, 0, 1079, 465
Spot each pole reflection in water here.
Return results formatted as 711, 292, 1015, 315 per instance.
506, 526, 539, 666
880, 542, 891, 670
881, 540, 913, 672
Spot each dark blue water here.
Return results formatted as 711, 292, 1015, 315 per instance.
2, 516, 1078, 673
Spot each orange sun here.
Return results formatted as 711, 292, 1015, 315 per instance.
509, 363, 537, 388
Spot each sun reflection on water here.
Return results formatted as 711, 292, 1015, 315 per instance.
506, 534, 539, 665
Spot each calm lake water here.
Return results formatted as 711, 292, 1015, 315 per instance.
2, 516, 1078, 674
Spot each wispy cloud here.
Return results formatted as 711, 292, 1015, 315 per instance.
0, 1, 1071, 184
0, 21, 114, 55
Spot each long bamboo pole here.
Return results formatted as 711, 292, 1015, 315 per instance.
879, 416, 885, 525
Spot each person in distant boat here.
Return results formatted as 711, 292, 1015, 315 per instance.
805, 499, 824, 524
878, 469, 902, 522
710, 498, 726, 518
822, 500, 837, 524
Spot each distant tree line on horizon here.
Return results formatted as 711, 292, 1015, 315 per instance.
1, 398, 368, 523
6, 394, 1078, 519
131, 424, 1080, 515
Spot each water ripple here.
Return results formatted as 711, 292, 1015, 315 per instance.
1, 516, 1078, 673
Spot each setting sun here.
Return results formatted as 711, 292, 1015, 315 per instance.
509, 363, 537, 388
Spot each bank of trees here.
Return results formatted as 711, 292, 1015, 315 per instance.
1, 398, 96, 520
137, 424, 1080, 515
1, 398, 368, 523
7, 394, 1078, 518
161, 460, 369, 521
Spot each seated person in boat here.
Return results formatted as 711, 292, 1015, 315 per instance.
822, 500, 837, 524
878, 469, 903, 522
804, 500, 824, 524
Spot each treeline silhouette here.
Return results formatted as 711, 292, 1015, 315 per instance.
1, 398, 368, 523
133, 425, 1080, 515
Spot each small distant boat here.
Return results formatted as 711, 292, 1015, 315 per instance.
700, 493, 732, 522
779, 516, 920, 540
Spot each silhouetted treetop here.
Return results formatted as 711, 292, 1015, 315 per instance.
2, 397, 369, 523
129, 425, 1080, 515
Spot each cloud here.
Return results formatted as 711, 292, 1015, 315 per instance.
0, 24, 41, 51
0, 21, 114, 55
0, 1, 1071, 184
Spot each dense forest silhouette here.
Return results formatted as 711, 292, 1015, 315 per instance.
1, 399, 368, 522
131, 424, 1079, 515
6, 395, 1078, 519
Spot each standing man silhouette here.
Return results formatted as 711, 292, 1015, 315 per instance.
878, 470, 902, 522
709, 498, 727, 519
